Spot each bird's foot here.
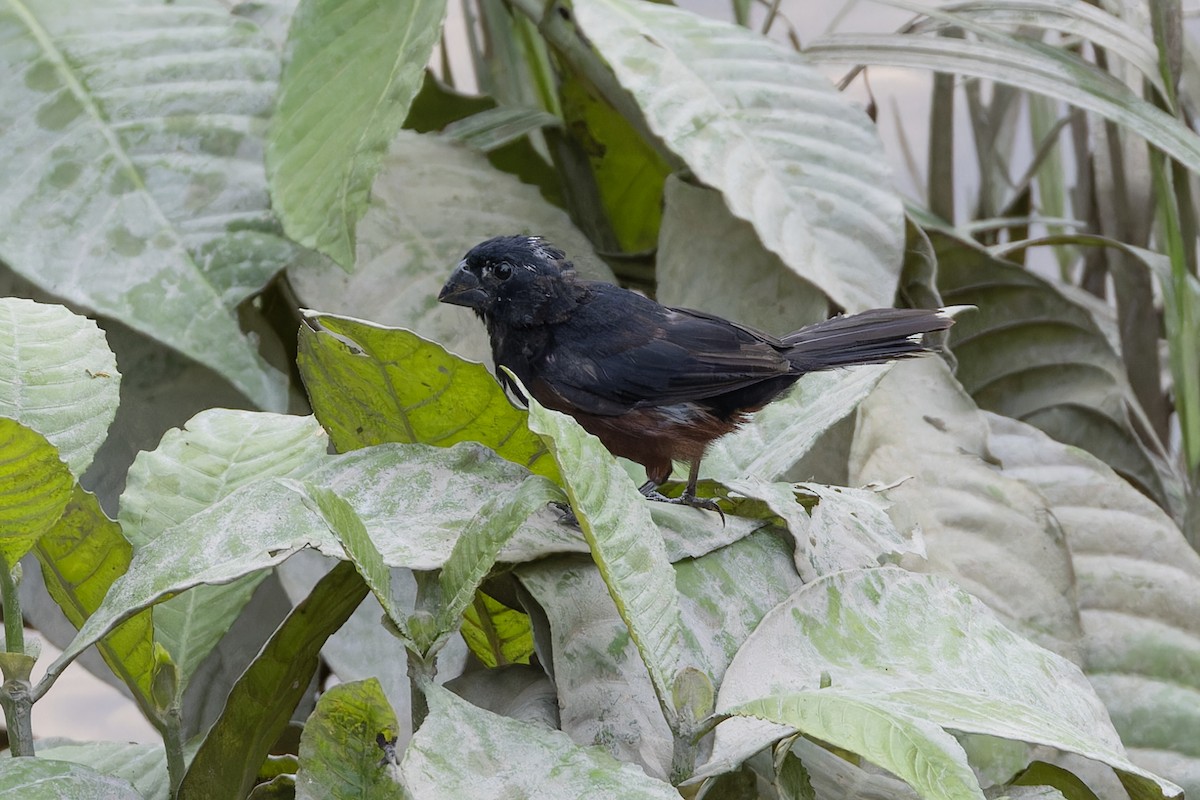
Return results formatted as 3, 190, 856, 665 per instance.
643, 490, 726, 524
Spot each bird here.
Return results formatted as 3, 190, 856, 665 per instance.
439, 235, 953, 513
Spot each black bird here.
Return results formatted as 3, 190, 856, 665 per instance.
439, 235, 952, 512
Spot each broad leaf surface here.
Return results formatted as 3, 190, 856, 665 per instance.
0, 419, 73, 564
559, 71, 670, 252
986, 413, 1200, 798
297, 313, 558, 481
573, 0, 904, 311
702, 365, 890, 484
710, 568, 1180, 800
295, 678, 406, 800
460, 591, 534, 668
0, 757, 141, 799
35, 740, 198, 800
268, 0, 447, 267
40, 442, 581, 692
34, 485, 155, 715
287, 130, 608, 364
119, 410, 328, 683
525, 396, 685, 721
0, 0, 299, 409
933, 231, 1167, 505
657, 178, 827, 337
848, 357, 1082, 659
805, 31, 1200, 179
0, 298, 119, 476
179, 561, 368, 800
402, 684, 679, 799
518, 529, 803, 778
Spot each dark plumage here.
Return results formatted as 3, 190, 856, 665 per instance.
439, 235, 953, 512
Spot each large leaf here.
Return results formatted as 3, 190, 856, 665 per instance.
656, 177, 828, 335
932, 231, 1167, 506
0, 757, 141, 799
401, 684, 679, 799
525, 394, 685, 723
267, 0, 447, 268
559, 71, 670, 252
287, 130, 609, 364
297, 313, 558, 481
295, 678, 406, 800
118, 410, 329, 684
709, 568, 1180, 800
38, 441, 581, 694
804, 30, 1200, 180
33, 485, 155, 717
518, 529, 804, 779
179, 560, 369, 800
0, 0, 297, 409
986, 413, 1200, 798
35, 740, 199, 800
572, 0, 904, 311
0, 419, 73, 564
0, 298, 119, 476
848, 357, 1082, 660
702, 365, 891, 484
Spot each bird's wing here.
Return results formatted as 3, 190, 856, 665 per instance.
539, 287, 793, 415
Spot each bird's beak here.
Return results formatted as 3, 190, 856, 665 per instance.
438, 262, 488, 309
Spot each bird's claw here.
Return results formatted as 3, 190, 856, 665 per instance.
644, 490, 726, 525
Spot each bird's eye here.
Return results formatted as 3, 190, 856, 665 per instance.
495, 262, 514, 281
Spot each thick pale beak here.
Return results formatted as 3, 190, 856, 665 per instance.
438, 262, 488, 309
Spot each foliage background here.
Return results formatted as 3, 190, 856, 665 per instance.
0, 0, 1197, 798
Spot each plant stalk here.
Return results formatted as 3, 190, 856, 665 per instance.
0, 677, 34, 756
162, 702, 186, 799
0, 559, 24, 654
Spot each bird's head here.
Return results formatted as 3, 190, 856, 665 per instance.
438, 235, 582, 327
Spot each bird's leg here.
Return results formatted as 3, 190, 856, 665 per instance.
640, 462, 725, 522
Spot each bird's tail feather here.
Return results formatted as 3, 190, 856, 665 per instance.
782, 308, 953, 372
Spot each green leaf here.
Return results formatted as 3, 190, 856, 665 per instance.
36, 740, 201, 800
34, 485, 155, 718
559, 71, 670, 252
40, 442, 581, 694
517, 557, 673, 777
0, 418, 73, 564
525, 393, 684, 722
656, 177, 827, 335
932, 231, 1168, 506
268, 0, 448, 268
436, 476, 564, 641
297, 312, 560, 482
848, 358, 1082, 658
118, 410, 329, 684
0, 298, 119, 476
805, 32, 1200, 180
0, 757, 141, 799
730, 691, 985, 800
401, 684, 679, 799
713, 568, 1181, 800
296, 678, 406, 800
0, 0, 296, 410
573, 0, 905, 311
702, 366, 891, 484
986, 413, 1200, 798
443, 105, 561, 152
518, 529, 802, 778
286, 130, 607, 365
179, 560, 369, 800
461, 591, 534, 668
